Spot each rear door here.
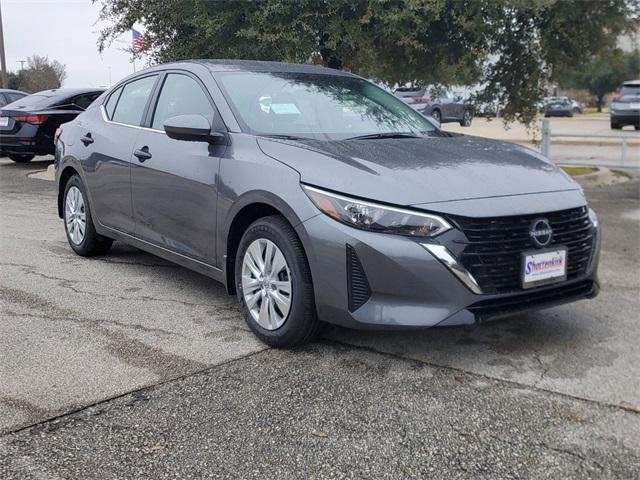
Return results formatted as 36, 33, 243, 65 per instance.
131, 71, 223, 265
81, 75, 158, 234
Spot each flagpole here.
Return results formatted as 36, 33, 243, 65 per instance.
133, 58, 136, 73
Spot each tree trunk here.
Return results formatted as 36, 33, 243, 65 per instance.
596, 95, 603, 113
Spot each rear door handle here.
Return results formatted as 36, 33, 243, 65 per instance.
134, 146, 152, 162
80, 133, 93, 146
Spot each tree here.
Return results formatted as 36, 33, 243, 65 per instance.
561, 49, 639, 111
94, 0, 638, 124
18, 55, 67, 92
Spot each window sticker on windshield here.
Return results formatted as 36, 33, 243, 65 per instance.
270, 103, 300, 115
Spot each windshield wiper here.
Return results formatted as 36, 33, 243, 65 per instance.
259, 134, 308, 141
344, 132, 422, 140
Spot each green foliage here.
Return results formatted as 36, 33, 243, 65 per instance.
6, 55, 67, 93
561, 49, 639, 111
94, 0, 638, 124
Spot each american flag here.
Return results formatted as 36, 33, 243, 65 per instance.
132, 29, 147, 51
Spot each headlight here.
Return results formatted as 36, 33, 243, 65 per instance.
302, 185, 451, 237
610, 102, 624, 110
588, 207, 599, 228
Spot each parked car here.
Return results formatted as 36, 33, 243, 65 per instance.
0, 88, 28, 108
55, 60, 600, 347
544, 100, 574, 117
0, 88, 104, 162
610, 80, 640, 129
394, 85, 473, 126
542, 96, 582, 114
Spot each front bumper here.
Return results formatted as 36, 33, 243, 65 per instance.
296, 210, 600, 330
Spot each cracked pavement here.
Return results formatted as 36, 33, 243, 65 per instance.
0, 157, 639, 478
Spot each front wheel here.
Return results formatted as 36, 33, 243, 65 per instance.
8, 154, 35, 163
611, 121, 622, 130
430, 109, 442, 124
63, 174, 113, 256
235, 216, 319, 348
460, 110, 473, 127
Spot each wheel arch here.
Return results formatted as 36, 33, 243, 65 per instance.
222, 191, 307, 295
57, 165, 80, 218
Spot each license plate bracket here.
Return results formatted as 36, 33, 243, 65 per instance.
521, 247, 568, 289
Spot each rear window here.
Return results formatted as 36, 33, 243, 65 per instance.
4, 94, 54, 109
620, 84, 640, 96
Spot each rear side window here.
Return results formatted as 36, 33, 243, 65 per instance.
151, 74, 215, 130
71, 92, 102, 110
0, 94, 7, 107
104, 87, 122, 120
111, 75, 157, 126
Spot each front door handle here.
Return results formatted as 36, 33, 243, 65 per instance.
80, 133, 93, 146
134, 146, 152, 162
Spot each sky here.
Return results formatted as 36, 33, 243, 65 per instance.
2, 0, 146, 88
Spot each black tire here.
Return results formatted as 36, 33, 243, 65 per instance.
430, 109, 442, 123
63, 174, 113, 256
8, 154, 35, 163
459, 110, 473, 127
235, 215, 319, 348
611, 121, 622, 130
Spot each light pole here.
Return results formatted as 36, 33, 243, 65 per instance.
17, 60, 25, 70
0, 2, 7, 89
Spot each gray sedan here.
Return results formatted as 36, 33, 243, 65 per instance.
55, 60, 600, 347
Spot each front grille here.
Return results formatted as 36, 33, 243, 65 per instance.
346, 245, 371, 311
469, 280, 597, 321
450, 206, 594, 294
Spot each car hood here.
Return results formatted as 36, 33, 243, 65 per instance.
257, 133, 579, 206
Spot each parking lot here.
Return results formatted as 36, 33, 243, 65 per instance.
1, 157, 639, 478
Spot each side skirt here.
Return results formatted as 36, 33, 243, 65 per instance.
98, 224, 226, 286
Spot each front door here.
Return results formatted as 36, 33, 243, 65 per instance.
131, 72, 223, 265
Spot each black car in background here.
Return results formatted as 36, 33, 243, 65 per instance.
0, 89, 28, 108
394, 85, 473, 126
0, 88, 104, 162
610, 80, 640, 129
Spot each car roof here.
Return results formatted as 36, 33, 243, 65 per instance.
0, 88, 27, 95
181, 59, 358, 77
621, 80, 640, 86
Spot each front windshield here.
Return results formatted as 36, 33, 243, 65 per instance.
216, 71, 437, 140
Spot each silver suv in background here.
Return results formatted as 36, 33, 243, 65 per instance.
394, 85, 473, 126
610, 80, 640, 129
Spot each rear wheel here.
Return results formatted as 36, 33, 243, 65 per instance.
460, 110, 473, 127
63, 175, 113, 256
8, 154, 35, 163
235, 215, 319, 348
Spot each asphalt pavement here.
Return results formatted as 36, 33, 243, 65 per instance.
0, 157, 639, 479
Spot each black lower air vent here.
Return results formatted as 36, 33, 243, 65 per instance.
346, 244, 371, 312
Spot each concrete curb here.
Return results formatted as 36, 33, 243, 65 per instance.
564, 166, 633, 188
27, 164, 55, 182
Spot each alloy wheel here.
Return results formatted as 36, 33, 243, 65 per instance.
241, 238, 292, 330
65, 186, 87, 245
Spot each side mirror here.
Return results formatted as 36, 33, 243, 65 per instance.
163, 114, 225, 143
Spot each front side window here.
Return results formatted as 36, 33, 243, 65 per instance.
111, 75, 157, 126
216, 72, 436, 141
0, 94, 7, 107
151, 74, 215, 130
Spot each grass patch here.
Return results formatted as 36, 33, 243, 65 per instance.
561, 166, 599, 176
